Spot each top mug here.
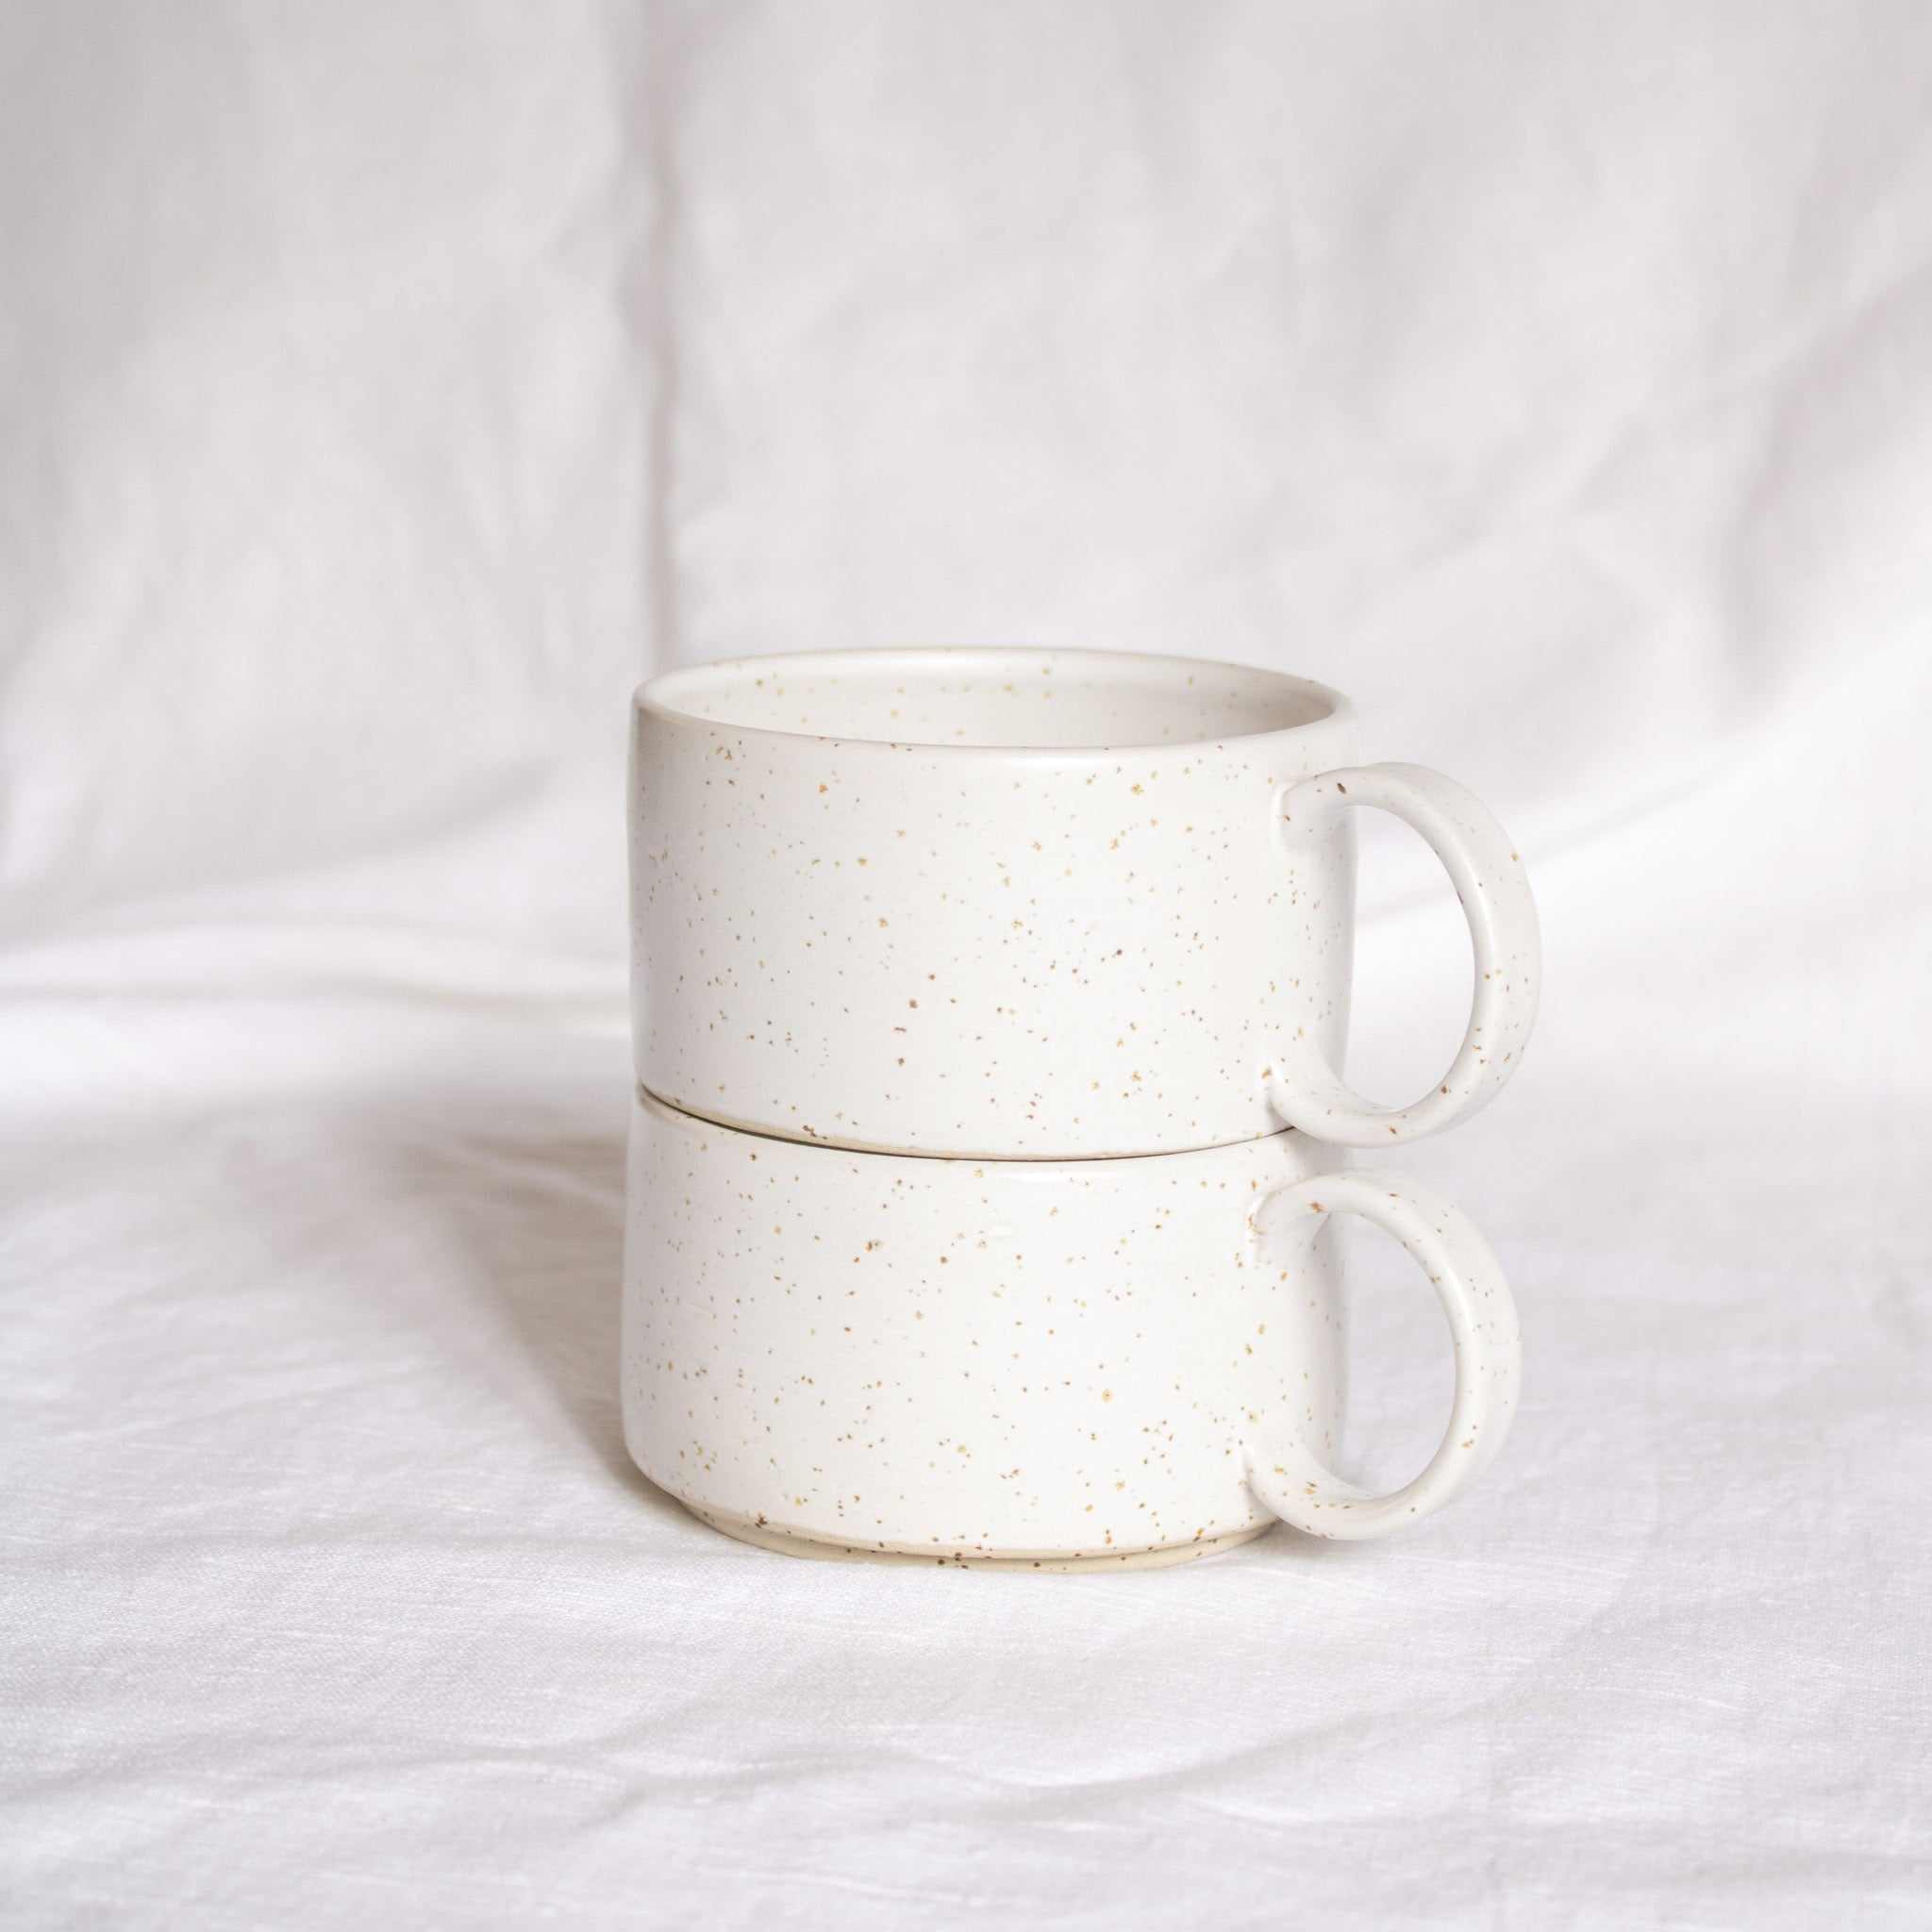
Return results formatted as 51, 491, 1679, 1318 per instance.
630, 647, 1538, 1158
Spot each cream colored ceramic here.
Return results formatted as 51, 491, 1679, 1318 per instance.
630, 646, 1539, 1157
622, 1089, 1521, 1562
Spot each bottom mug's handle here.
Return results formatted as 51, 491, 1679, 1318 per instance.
1245, 1170, 1522, 1541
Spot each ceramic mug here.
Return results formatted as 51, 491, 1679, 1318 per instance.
630, 647, 1539, 1158
622, 1088, 1521, 1566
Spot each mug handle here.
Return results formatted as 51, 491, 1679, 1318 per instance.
1245, 1169, 1522, 1541
1266, 762, 1541, 1147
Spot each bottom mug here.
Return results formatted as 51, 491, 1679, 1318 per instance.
622, 1088, 1521, 1565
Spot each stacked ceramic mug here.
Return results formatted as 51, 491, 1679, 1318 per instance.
623, 648, 1538, 1569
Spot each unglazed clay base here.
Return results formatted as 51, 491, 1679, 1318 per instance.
686, 1501, 1274, 1572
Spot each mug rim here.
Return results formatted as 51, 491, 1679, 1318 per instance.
636, 644, 1354, 757
635, 1079, 1303, 1174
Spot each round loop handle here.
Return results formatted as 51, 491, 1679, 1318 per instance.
1268, 762, 1540, 1147
1245, 1169, 1522, 1541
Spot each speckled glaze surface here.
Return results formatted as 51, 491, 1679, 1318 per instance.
623, 1089, 1522, 1558
630, 646, 1540, 1156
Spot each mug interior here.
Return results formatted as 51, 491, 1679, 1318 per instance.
642, 647, 1338, 751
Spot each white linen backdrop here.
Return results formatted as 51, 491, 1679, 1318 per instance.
3, 4, 1928, 1925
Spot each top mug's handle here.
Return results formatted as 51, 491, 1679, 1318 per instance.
1267, 763, 1541, 1148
